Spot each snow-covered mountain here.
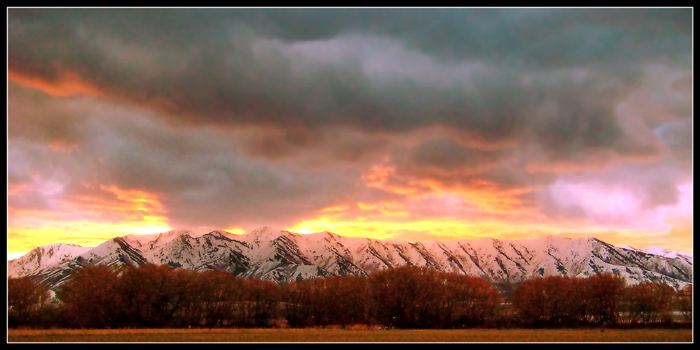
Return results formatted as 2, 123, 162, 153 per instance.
8, 227, 693, 290
8, 243, 89, 278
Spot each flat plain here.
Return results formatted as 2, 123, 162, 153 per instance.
8, 328, 692, 342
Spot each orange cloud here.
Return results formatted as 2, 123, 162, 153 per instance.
362, 163, 429, 196
525, 160, 609, 174
419, 178, 536, 214
361, 161, 536, 216
8, 69, 100, 97
48, 139, 79, 154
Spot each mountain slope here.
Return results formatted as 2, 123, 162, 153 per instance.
8, 243, 89, 278
9, 228, 693, 290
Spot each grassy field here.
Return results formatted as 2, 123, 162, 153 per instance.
8, 328, 692, 342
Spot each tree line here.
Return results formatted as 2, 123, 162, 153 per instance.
8, 264, 692, 329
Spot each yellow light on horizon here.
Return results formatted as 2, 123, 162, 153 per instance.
8, 183, 172, 253
8, 220, 172, 253
223, 227, 246, 235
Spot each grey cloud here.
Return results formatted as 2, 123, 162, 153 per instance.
8, 8, 690, 161
8, 83, 89, 145
8, 88, 377, 229
407, 138, 506, 171
90, 119, 368, 228
227, 8, 691, 68
656, 119, 692, 162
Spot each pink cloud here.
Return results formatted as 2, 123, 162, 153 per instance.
547, 180, 692, 232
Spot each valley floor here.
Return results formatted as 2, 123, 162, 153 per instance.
8, 328, 692, 342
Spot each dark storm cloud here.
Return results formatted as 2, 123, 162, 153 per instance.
409, 138, 505, 170
8, 8, 691, 161
218, 8, 691, 67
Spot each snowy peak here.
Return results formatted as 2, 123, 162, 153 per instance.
78, 237, 148, 267
8, 243, 89, 278
645, 246, 692, 259
8, 229, 693, 290
244, 226, 293, 243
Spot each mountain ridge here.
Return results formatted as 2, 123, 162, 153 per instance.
9, 228, 693, 290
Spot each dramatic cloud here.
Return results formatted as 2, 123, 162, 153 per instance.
7, 8, 692, 254
9, 83, 374, 229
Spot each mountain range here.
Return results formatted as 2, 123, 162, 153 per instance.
8, 227, 693, 290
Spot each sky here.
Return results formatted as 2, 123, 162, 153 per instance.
7, 8, 693, 257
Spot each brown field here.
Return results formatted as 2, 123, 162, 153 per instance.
8, 328, 692, 342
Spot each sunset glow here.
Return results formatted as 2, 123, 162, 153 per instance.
7, 8, 692, 257
8, 182, 171, 252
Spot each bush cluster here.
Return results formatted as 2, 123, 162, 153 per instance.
8, 265, 692, 329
